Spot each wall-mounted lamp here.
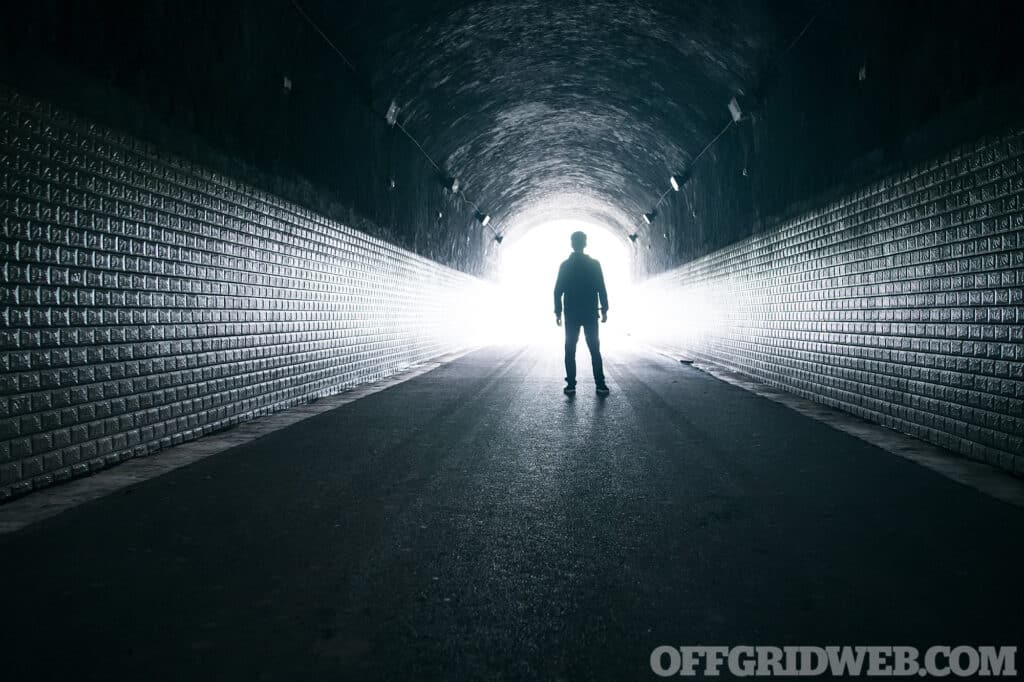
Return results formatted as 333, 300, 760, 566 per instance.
670, 168, 692, 191
385, 100, 400, 126
494, 234, 504, 244
476, 211, 491, 227
628, 233, 639, 243
642, 211, 656, 225
728, 96, 743, 123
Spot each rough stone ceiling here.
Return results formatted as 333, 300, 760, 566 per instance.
324, 0, 813, 240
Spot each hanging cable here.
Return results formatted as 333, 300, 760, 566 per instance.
642, 1, 831, 232
690, 119, 735, 167
651, 118, 733, 213
777, 0, 830, 62
288, 0, 359, 74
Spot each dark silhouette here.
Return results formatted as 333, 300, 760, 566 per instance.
554, 231, 609, 395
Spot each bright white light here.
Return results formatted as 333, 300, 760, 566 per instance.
629, 277, 728, 356
489, 219, 635, 345
670, 175, 680, 191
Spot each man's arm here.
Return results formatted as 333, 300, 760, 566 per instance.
553, 262, 566, 323
596, 262, 609, 321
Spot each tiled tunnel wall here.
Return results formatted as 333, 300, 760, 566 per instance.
0, 86, 485, 501
638, 126, 1024, 477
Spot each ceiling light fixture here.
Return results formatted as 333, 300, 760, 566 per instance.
476, 211, 491, 227
728, 96, 743, 123
642, 211, 656, 225
670, 168, 693, 191
385, 100, 400, 126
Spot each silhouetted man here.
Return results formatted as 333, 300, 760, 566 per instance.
554, 231, 609, 396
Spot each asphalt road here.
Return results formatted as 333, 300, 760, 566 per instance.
3, 343, 1023, 681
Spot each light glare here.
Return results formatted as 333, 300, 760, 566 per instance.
491, 220, 635, 345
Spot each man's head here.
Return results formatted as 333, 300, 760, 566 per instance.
570, 231, 587, 252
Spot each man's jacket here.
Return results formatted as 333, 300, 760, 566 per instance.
553, 252, 609, 320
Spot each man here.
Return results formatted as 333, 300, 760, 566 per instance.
554, 231, 609, 396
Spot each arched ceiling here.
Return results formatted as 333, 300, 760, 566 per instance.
321, 0, 814, 241
10, 0, 1021, 275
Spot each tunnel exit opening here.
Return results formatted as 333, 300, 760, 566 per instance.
490, 219, 637, 345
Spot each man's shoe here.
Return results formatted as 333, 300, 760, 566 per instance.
563, 385, 576, 395
595, 384, 610, 396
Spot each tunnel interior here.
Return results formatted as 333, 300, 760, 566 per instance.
0, 0, 1022, 495
1, 0, 1023, 492
2, 2, 1024, 678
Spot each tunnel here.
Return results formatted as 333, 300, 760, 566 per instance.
1, 1, 1024, 679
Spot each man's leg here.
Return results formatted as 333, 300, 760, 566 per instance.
582, 318, 606, 388
564, 319, 582, 388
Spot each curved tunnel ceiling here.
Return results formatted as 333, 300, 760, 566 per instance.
323, 0, 814, 242
10, 0, 1016, 274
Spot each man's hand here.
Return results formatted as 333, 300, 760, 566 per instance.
601, 311, 608, 323
555, 315, 562, 327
